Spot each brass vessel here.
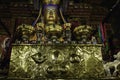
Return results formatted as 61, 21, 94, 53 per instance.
45, 24, 63, 39
16, 24, 35, 43
73, 25, 93, 42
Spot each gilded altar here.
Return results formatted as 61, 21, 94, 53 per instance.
8, 0, 105, 79
9, 44, 105, 78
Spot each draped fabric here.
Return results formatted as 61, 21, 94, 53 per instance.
0, 35, 10, 69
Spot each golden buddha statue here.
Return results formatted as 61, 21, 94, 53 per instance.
36, 0, 65, 42
35, 0, 72, 43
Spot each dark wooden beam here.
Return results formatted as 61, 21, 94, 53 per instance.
0, 19, 11, 36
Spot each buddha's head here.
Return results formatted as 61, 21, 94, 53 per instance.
42, 0, 60, 24
44, 5, 58, 24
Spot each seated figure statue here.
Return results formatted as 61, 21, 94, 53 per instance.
36, 0, 71, 43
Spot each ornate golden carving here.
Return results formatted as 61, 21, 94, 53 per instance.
73, 25, 93, 42
9, 44, 105, 78
16, 24, 36, 43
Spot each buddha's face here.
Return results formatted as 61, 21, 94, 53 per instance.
45, 7, 57, 24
